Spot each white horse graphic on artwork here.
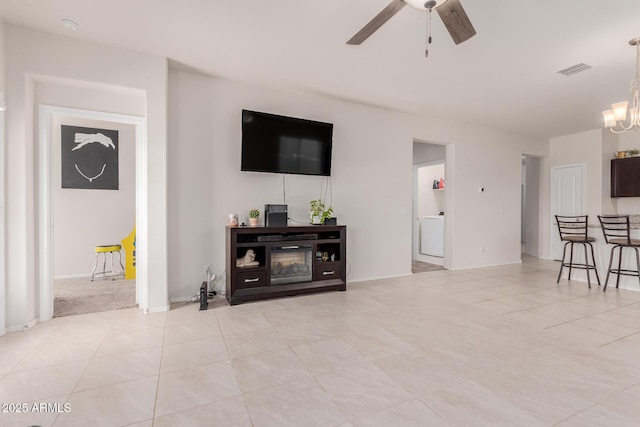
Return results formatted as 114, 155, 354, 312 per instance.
72, 132, 115, 151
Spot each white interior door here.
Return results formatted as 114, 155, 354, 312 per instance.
550, 164, 585, 260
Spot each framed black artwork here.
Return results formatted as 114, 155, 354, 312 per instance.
61, 125, 119, 190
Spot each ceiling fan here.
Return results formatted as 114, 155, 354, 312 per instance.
347, 0, 476, 49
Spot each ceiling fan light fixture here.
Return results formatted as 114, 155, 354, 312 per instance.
603, 37, 640, 133
404, 0, 438, 10
346, 0, 475, 47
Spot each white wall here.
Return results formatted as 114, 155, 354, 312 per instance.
167, 71, 216, 300
167, 70, 546, 300
4, 25, 168, 331
447, 137, 526, 268
601, 130, 617, 215
51, 116, 135, 278
413, 142, 445, 165
35, 79, 146, 117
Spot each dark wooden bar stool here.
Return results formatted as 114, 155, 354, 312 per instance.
597, 215, 640, 291
555, 215, 600, 288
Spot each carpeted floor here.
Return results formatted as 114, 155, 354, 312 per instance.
54, 276, 136, 318
412, 260, 445, 273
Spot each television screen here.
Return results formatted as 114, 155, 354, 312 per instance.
241, 110, 333, 176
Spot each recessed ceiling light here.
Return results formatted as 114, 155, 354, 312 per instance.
61, 18, 79, 31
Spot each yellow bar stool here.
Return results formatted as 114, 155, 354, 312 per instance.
91, 244, 125, 281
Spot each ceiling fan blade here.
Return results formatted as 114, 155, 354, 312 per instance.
347, 0, 407, 45
436, 0, 476, 45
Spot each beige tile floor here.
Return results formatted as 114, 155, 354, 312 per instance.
2, 256, 640, 426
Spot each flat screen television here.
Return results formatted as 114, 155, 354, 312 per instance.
241, 109, 333, 176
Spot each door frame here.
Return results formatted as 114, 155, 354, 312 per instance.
38, 105, 148, 321
550, 163, 586, 260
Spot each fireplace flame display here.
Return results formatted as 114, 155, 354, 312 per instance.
272, 262, 310, 276
270, 244, 312, 285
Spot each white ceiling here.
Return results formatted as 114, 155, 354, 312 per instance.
1, 0, 640, 139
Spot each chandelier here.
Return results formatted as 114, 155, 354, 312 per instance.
602, 37, 640, 133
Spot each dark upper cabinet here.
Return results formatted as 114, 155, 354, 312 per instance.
611, 157, 640, 197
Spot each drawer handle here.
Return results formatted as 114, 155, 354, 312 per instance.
244, 278, 260, 283
322, 271, 335, 276
279, 245, 299, 250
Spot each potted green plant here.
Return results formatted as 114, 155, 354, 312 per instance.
628, 148, 640, 157
309, 200, 333, 225
249, 208, 260, 227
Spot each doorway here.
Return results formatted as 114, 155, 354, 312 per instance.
52, 116, 136, 317
412, 141, 446, 271
521, 155, 541, 257
38, 105, 147, 321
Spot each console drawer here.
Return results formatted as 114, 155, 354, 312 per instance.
236, 270, 267, 289
314, 263, 341, 281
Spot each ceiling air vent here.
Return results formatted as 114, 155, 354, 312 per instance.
556, 63, 592, 76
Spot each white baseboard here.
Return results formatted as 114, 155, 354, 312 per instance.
350, 272, 412, 283
145, 305, 170, 314
54, 273, 92, 280
170, 296, 195, 303
7, 318, 38, 333
447, 260, 523, 271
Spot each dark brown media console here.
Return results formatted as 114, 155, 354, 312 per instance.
225, 225, 347, 305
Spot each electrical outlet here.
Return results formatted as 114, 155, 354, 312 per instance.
480, 245, 485, 253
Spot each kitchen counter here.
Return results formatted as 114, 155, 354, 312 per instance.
586, 214, 640, 229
